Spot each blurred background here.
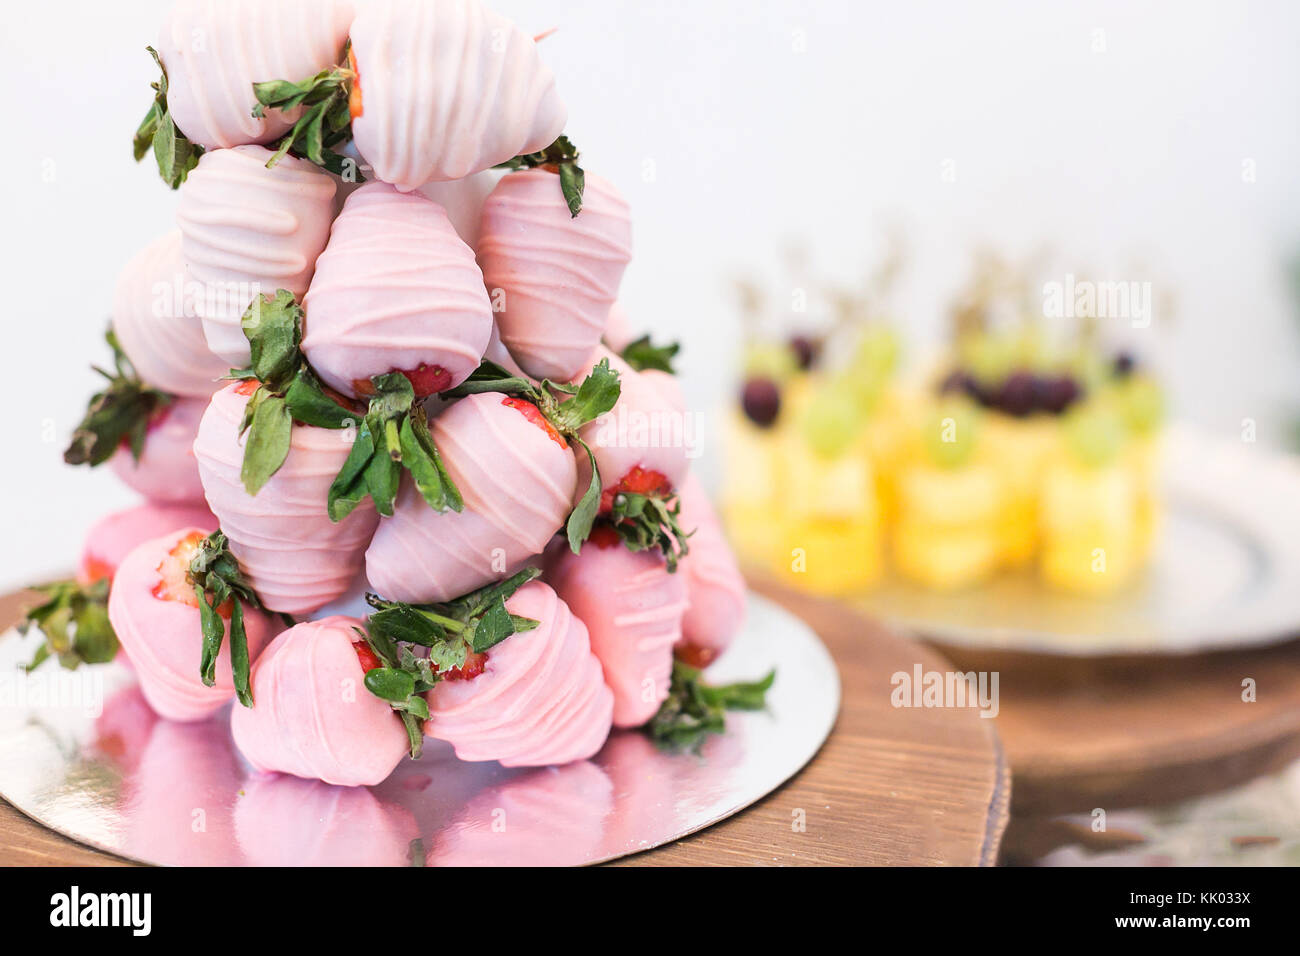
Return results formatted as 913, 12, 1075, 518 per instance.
3, 0, 1299, 583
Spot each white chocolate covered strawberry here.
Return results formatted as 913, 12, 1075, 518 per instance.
78, 501, 216, 585
548, 527, 688, 728
347, 0, 566, 190
674, 473, 746, 667
603, 302, 636, 353
423, 580, 614, 766
301, 183, 492, 399
479, 168, 633, 381
177, 145, 337, 364
418, 169, 503, 251
230, 616, 411, 787
109, 396, 209, 505
111, 231, 226, 398
366, 392, 577, 603
154, 0, 355, 151
107, 528, 276, 722
193, 381, 380, 615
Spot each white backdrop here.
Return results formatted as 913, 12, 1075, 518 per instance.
3, 0, 1299, 587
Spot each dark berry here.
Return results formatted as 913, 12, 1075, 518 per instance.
939, 368, 970, 394
1038, 375, 1082, 415
741, 377, 781, 428
1113, 352, 1136, 378
997, 371, 1038, 417
789, 335, 819, 371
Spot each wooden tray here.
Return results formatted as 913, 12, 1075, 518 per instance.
0, 582, 1008, 866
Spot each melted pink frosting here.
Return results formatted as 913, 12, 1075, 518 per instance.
111, 231, 227, 397
349, 0, 566, 189
193, 383, 380, 615
427, 762, 613, 866
676, 472, 746, 655
480, 170, 633, 381
424, 581, 613, 766
159, 0, 355, 150
107, 529, 276, 722
366, 392, 576, 603
230, 617, 411, 787
78, 501, 216, 584
110, 397, 209, 505
177, 145, 337, 364
236, 775, 417, 864
548, 540, 687, 728
571, 348, 691, 505
302, 183, 492, 398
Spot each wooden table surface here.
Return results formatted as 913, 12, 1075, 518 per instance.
0, 582, 1009, 867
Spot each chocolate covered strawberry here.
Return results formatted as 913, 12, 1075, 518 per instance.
134, 0, 355, 186
193, 379, 380, 615
301, 182, 492, 400
479, 144, 634, 382
110, 396, 209, 505
548, 527, 688, 728
674, 473, 747, 668
366, 359, 621, 603
384, 574, 613, 766
229, 616, 411, 787
571, 348, 692, 566
177, 145, 336, 364
79, 501, 217, 585
107, 528, 277, 721
252, 0, 565, 190
111, 231, 227, 398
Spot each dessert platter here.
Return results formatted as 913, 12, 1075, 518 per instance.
0, 0, 841, 865
724, 255, 1300, 655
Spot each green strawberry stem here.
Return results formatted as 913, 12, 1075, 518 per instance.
252, 52, 358, 179
494, 134, 585, 216
19, 579, 117, 672
646, 661, 776, 751
609, 489, 692, 571
134, 46, 205, 189
64, 328, 173, 468
357, 567, 543, 759
187, 531, 271, 708
620, 335, 681, 375
445, 358, 622, 551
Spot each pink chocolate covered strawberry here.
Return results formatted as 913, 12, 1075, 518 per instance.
107, 528, 277, 721
548, 526, 688, 728
301, 182, 492, 400
479, 145, 633, 382
363, 569, 612, 766
111, 231, 227, 398
366, 359, 621, 603
571, 348, 692, 566
230, 616, 411, 787
109, 396, 209, 505
135, 0, 355, 186
177, 145, 337, 364
193, 379, 379, 615
79, 501, 217, 585
674, 473, 747, 668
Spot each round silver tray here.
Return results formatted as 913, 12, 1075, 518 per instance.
856, 426, 1300, 655
0, 592, 838, 866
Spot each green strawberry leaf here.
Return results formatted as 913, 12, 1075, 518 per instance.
242, 291, 303, 390
253, 61, 359, 179
19, 578, 118, 672
621, 335, 681, 375
646, 662, 775, 751
567, 439, 603, 553
135, 46, 204, 189
65, 328, 173, 468
327, 422, 376, 521
610, 489, 692, 571
187, 531, 270, 707
239, 390, 293, 495
550, 358, 621, 433
364, 667, 416, 703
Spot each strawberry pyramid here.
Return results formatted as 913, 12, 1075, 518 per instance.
35, 0, 772, 790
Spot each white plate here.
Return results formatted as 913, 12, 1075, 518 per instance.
856, 426, 1300, 655
0, 593, 839, 866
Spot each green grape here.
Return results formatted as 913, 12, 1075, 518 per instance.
801, 381, 862, 459
1064, 402, 1125, 467
923, 398, 981, 469
1011, 325, 1049, 371
743, 342, 799, 382
1068, 347, 1111, 393
1118, 376, 1164, 436
958, 332, 1017, 387
853, 326, 900, 379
